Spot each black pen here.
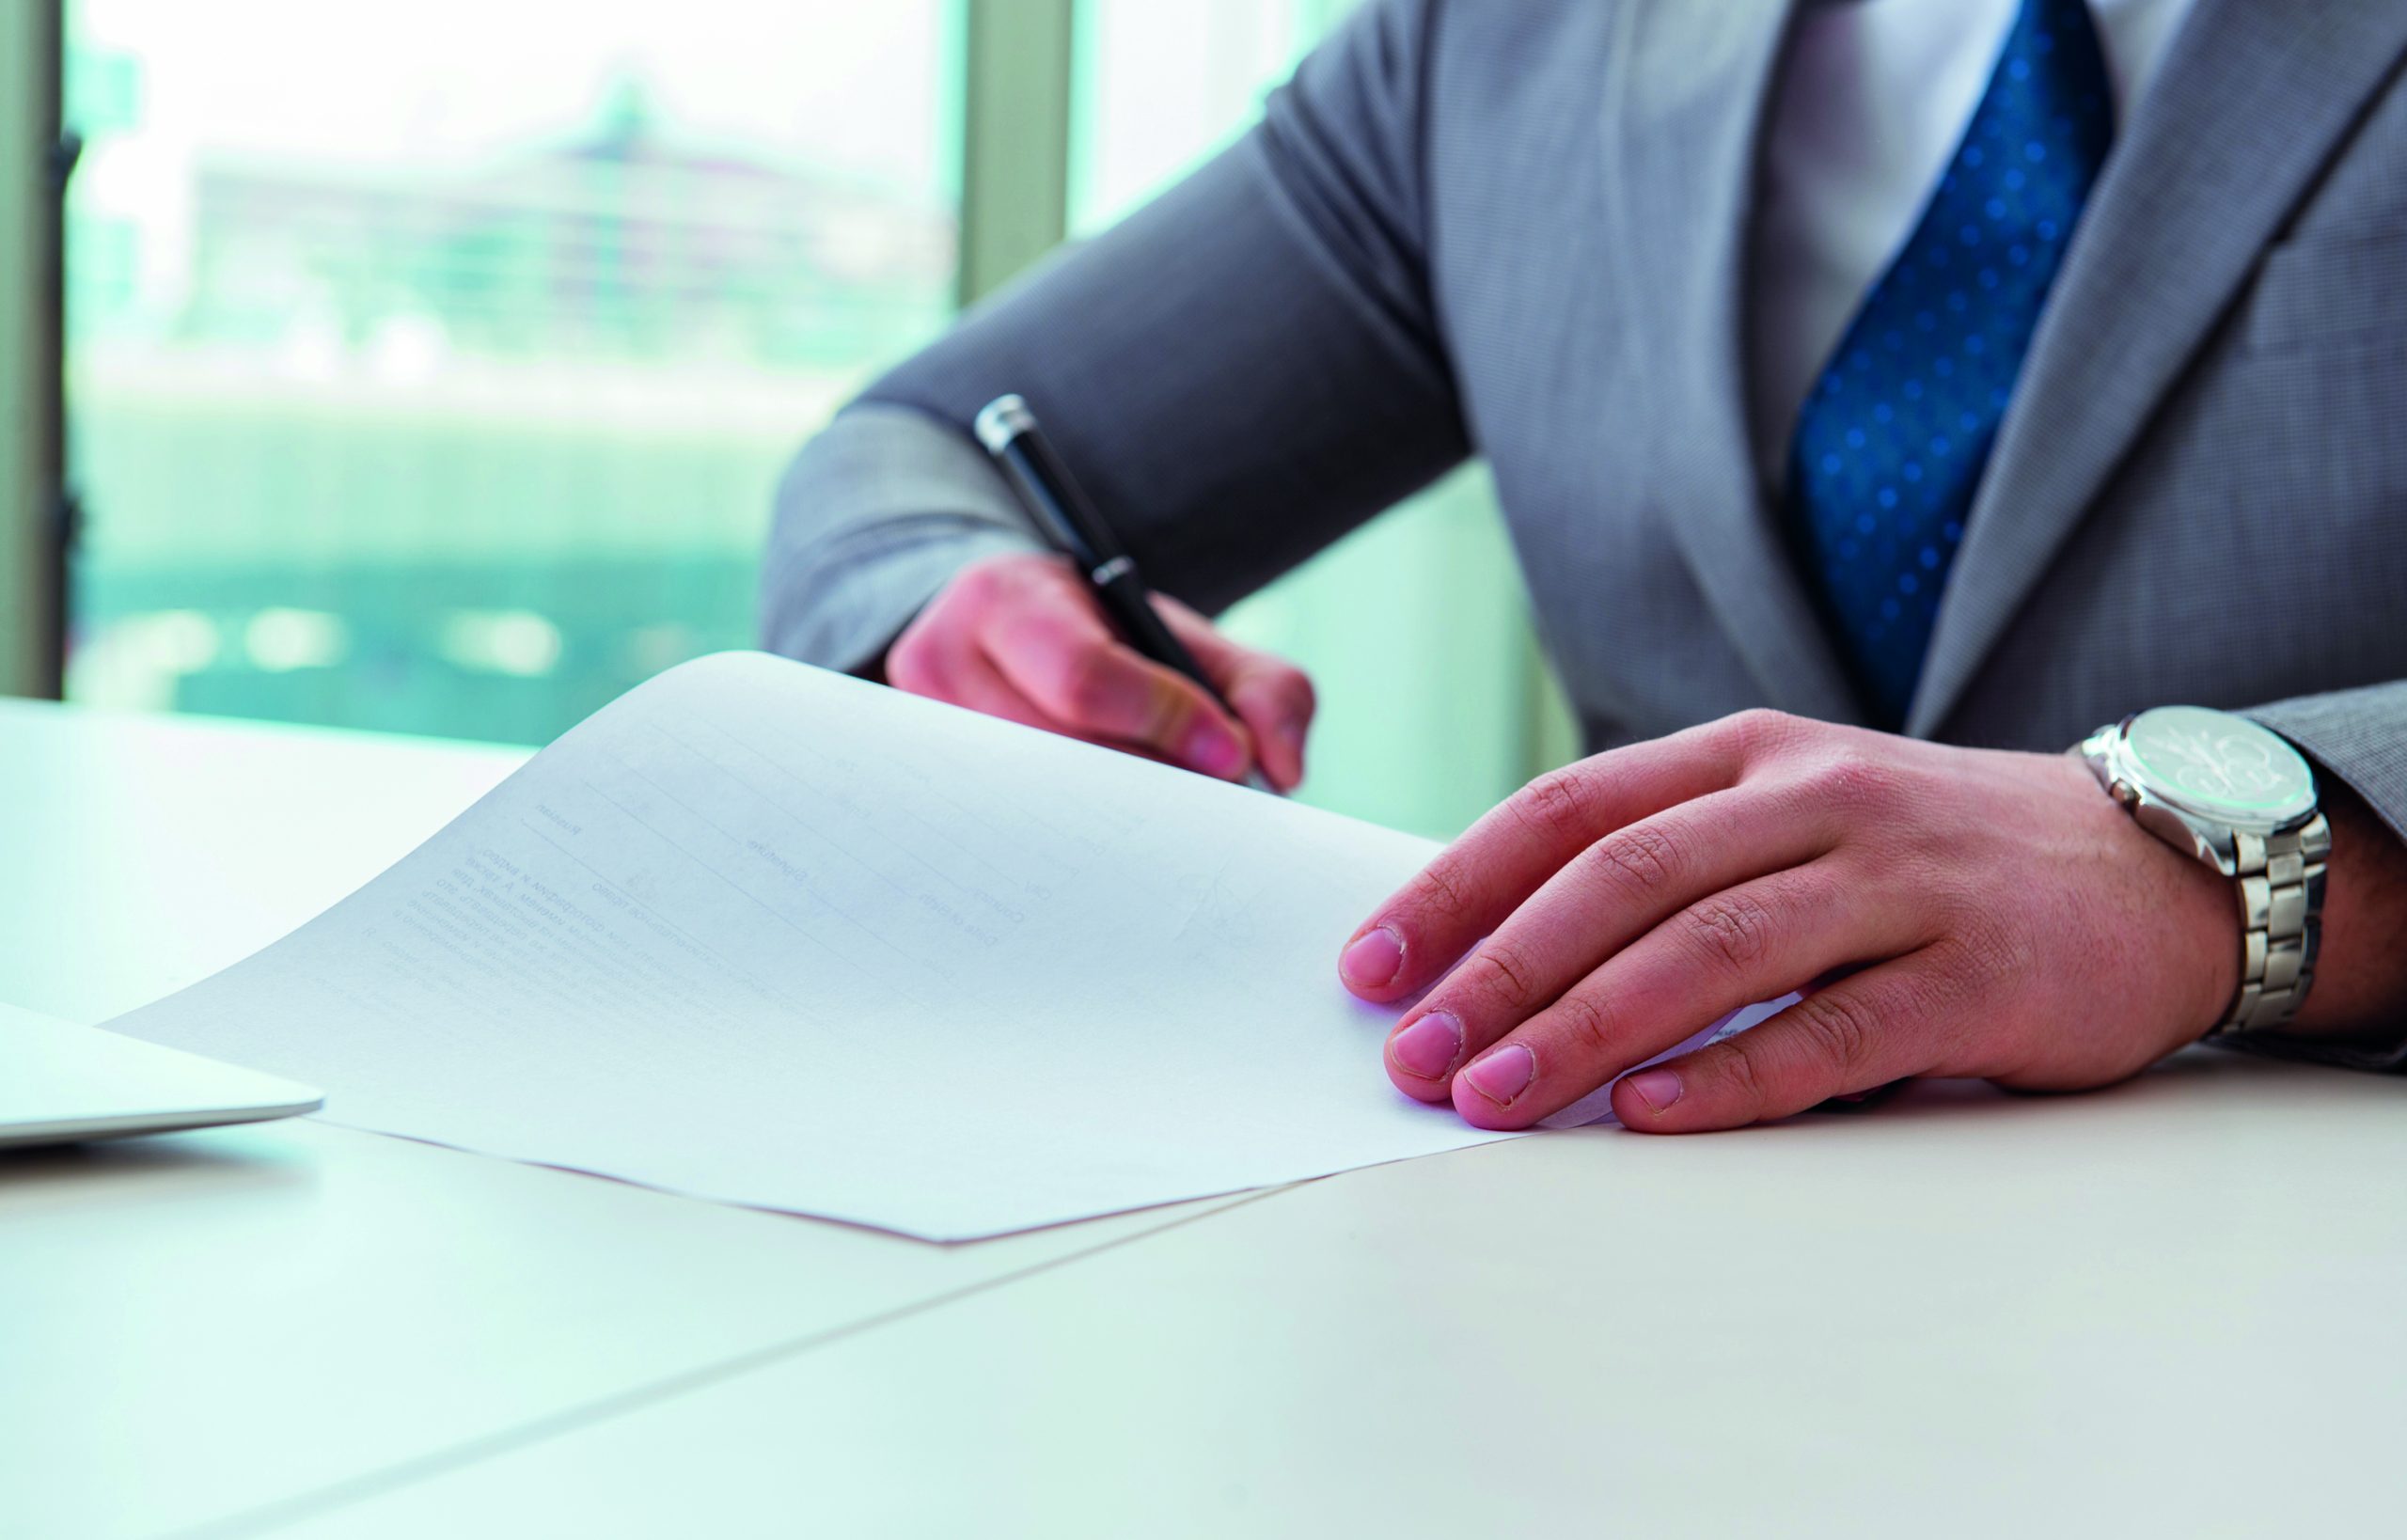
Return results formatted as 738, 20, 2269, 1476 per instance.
975, 394, 1280, 794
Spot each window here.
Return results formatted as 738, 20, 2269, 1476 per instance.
64, 0, 960, 744
51, 0, 1566, 836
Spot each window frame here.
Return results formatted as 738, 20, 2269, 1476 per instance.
959, 0, 1078, 306
2, 0, 67, 699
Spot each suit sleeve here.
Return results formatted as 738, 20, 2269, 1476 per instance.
760, 0, 1471, 671
2241, 680, 2407, 1070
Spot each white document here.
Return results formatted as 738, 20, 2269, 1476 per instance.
112, 653, 1773, 1240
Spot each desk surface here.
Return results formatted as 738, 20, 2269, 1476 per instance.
299, 1061, 2407, 1540
6, 699, 2402, 1538
0, 702, 1235, 1540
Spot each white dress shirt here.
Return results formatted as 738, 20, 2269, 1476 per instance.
1748, 0, 2204, 491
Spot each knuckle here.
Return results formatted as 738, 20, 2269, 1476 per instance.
1275, 667, 1317, 721
954, 557, 1010, 606
1547, 989, 1620, 1061
1511, 767, 1605, 846
1406, 859, 1482, 924
1790, 991, 1880, 1075
886, 652, 931, 697
1466, 938, 1543, 1011
1719, 1033, 1772, 1106
1721, 707, 1801, 755
1946, 908, 2030, 983
1681, 889, 1778, 974
1806, 748, 1905, 814
1061, 646, 1132, 724
1141, 689, 1198, 745
1238, 665, 1316, 728
885, 627, 940, 694
1586, 819, 1687, 899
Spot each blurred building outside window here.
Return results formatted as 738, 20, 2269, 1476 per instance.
61, 0, 1568, 838
64, 0, 960, 745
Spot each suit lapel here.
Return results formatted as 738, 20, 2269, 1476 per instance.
1608, 0, 1864, 726
1905, 0, 2407, 737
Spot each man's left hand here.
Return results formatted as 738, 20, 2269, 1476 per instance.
1335, 709, 2245, 1131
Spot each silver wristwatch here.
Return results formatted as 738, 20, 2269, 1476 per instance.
2080, 706, 2328, 1037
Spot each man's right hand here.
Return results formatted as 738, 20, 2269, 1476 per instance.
884, 553, 1316, 792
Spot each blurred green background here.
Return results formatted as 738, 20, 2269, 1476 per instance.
62, 0, 1570, 839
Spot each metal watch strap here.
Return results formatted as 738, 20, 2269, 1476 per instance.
2217, 814, 2331, 1036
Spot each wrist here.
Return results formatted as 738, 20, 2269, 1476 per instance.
2054, 749, 2239, 1043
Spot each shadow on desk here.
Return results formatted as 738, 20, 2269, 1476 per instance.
1806, 1042, 2369, 1129
0, 1124, 318, 1206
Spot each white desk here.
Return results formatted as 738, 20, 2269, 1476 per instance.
8, 700, 2403, 1538
0, 702, 1237, 1540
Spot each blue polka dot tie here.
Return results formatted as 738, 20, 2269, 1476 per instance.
1786, 0, 2115, 729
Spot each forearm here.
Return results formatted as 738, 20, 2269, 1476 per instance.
854, 131, 1467, 618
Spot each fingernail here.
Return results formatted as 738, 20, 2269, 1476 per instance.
1623, 1068, 1683, 1114
1461, 1045, 1534, 1108
1183, 719, 1247, 778
1340, 925, 1405, 990
1389, 1012, 1462, 1079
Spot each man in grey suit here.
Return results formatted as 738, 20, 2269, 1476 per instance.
763, 0, 2407, 1131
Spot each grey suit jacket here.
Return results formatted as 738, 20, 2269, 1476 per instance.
765, 0, 2407, 1064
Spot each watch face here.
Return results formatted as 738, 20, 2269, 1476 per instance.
2123, 706, 2316, 824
